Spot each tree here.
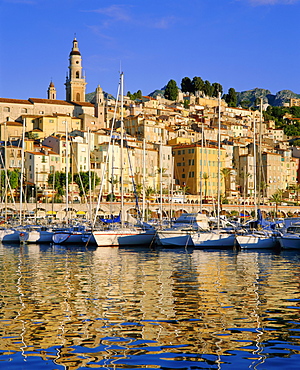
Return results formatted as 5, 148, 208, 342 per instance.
259, 181, 269, 204
48, 171, 72, 197
145, 186, 155, 200
73, 171, 100, 197
240, 100, 251, 109
203, 80, 213, 97
224, 87, 237, 107
192, 76, 204, 94
269, 191, 282, 216
164, 79, 178, 101
145, 186, 155, 220
212, 82, 223, 98
290, 183, 300, 204
107, 175, 119, 201
181, 77, 193, 93
183, 99, 189, 109
0, 169, 20, 199
127, 90, 142, 100
220, 168, 232, 196
202, 172, 209, 201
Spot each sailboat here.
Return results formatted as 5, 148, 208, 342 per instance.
156, 212, 210, 247
235, 100, 280, 250
91, 72, 156, 247
191, 93, 235, 249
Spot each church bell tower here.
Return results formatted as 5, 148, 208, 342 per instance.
65, 38, 87, 102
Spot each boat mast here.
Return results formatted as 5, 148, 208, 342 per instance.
4, 121, 7, 223
217, 92, 221, 230
159, 142, 163, 225
258, 98, 263, 206
65, 120, 69, 223
253, 113, 257, 217
19, 119, 26, 223
88, 128, 92, 221
120, 72, 124, 228
200, 119, 204, 213
142, 138, 146, 222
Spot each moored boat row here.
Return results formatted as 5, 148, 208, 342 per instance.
1, 213, 300, 250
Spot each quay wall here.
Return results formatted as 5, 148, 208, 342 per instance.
1, 202, 300, 219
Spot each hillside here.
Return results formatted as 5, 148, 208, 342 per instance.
237, 88, 300, 107
86, 87, 300, 107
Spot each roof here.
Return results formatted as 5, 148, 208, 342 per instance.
0, 121, 23, 126
29, 98, 73, 106
0, 97, 32, 105
71, 101, 94, 107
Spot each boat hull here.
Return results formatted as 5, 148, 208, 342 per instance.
236, 234, 279, 249
52, 232, 84, 244
0, 229, 22, 243
192, 232, 235, 248
20, 230, 54, 244
92, 228, 155, 247
279, 235, 300, 250
156, 230, 195, 247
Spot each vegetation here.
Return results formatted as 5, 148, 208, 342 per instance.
48, 171, 100, 198
127, 90, 142, 100
48, 172, 71, 198
264, 105, 300, 136
180, 76, 223, 98
0, 169, 20, 198
73, 171, 100, 196
164, 79, 179, 101
223, 87, 237, 107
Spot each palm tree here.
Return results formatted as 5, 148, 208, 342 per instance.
269, 191, 282, 217
108, 175, 119, 201
259, 181, 269, 205
240, 171, 252, 197
145, 186, 155, 220
290, 183, 300, 204
220, 168, 232, 197
135, 184, 143, 198
202, 172, 209, 202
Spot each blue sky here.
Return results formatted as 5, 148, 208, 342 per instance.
1, 0, 300, 100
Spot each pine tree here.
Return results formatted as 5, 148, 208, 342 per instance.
181, 77, 193, 93
164, 79, 178, 101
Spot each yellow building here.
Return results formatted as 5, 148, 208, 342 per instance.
172, 143, 226, 197
0, 121, 23, 141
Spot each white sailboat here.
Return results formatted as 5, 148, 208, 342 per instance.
279, 222, 300, 250
235, 100, 279, 250
156, 213, 210, 247
191, 93, 235, 249
92, 72, 156, 247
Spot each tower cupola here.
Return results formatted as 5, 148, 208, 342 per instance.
47, 81, 56, 100
65, 37, 87, 102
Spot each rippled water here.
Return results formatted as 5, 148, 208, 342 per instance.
0, 244, 299, 370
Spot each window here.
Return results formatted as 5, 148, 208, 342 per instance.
4, 107, 10, 112
182, 174, 185, 178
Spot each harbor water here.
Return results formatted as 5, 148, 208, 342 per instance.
0, 244, 299, 369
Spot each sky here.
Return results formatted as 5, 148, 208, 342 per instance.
1, 0, 300, 101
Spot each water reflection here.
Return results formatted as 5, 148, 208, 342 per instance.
0, 244, 299, 369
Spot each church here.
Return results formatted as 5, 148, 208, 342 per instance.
0, 38, 105, 140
